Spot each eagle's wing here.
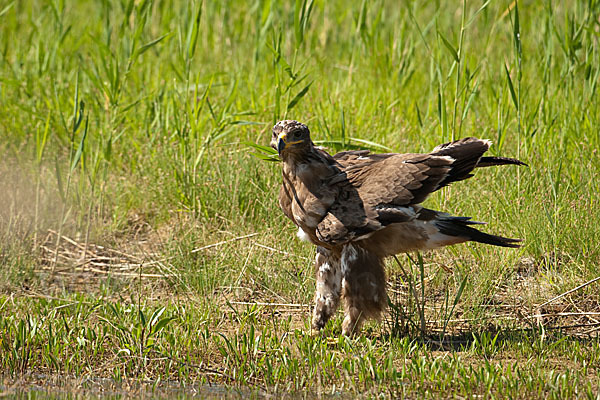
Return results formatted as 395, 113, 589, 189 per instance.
316, 153, 454, 244
354, 153, 455, 206
332, 149, 371, 162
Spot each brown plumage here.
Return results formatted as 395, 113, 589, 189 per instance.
270, 120, 525, 335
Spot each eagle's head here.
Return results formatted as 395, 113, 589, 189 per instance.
271, 120, 312, 158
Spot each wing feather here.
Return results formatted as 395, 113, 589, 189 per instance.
315, 154, 453, 244
352, 154, 454, 206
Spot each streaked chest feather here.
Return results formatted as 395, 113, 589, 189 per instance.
282, 164, 336, 229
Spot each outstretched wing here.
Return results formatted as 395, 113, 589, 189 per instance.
317, 137, 522, 245
355, 153, 455, 206
316, 153, 454, 244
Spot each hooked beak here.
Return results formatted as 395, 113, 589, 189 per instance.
277, 133, 287, 154
276, 132, 303, 155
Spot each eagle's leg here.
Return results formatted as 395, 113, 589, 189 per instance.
340, 244, 387, 336
311, 247, 342, 331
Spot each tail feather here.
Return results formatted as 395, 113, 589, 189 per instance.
432, 137, 490, 188
445, 216, 486, 225
430, 137, 527, 190
435, 217, 522, 248
477, 156, 528, 168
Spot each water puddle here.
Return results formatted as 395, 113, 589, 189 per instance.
0, 375, 272, 399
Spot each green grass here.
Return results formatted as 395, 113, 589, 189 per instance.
1, 0, 600, 397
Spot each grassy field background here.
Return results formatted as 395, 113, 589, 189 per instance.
1, 0, 599, 397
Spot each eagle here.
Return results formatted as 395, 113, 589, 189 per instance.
270, 120, 525, 336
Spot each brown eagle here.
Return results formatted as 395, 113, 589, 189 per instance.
270, 120, 525, 336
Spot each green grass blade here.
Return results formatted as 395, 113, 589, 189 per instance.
186, 2, 203, 61
0, 1, 14, 18
136, 32, 171, 57
513, 0, 522, 62
347, 137, 392, 152
70, 117, 89, 173
287, 80, 313, 110
465, 0, 491, 28
438, 31, 459, 62
504, 63, 518, 111
245, 142, 280, 162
